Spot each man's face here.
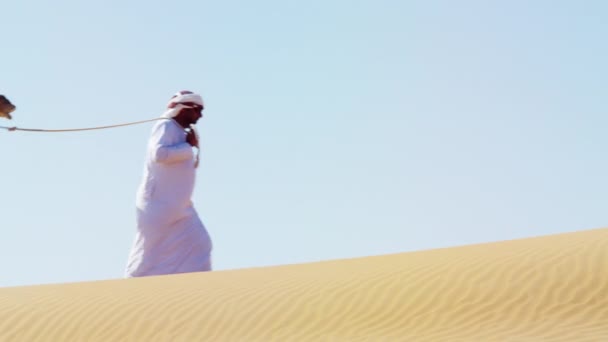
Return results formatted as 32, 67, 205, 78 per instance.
180, 103, 204, 125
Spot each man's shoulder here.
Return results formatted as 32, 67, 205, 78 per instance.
152, 118, 178, 132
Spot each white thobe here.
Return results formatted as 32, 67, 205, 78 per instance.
125, 119, 212, 277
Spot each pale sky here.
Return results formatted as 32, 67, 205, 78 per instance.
1, 0, 607, 287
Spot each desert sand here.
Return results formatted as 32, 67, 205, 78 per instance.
1, 228, 607, 341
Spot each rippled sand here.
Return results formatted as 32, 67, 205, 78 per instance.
1, 228, 607, 341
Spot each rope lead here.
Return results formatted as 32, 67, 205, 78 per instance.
0, 117, 170, 133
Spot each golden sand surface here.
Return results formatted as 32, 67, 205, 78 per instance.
1, 228, 607, 341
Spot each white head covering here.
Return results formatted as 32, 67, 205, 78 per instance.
162, 90, 204, 119
161, 90, 203, 168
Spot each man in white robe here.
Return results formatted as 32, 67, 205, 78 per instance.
125, 90, 212, 277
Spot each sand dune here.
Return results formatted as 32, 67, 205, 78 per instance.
1, 228, 608, 341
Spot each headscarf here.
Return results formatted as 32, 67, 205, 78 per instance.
162, 90, 204, 119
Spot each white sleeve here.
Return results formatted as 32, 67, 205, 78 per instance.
148, 122, 193, 164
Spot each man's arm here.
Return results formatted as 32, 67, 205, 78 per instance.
149, 122, 194, 164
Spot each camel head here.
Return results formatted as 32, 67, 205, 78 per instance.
0, 95, 16, 120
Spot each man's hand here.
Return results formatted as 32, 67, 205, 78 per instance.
186, 129, 199, 148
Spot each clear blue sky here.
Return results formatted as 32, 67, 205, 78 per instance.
1, 1, 606, 287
